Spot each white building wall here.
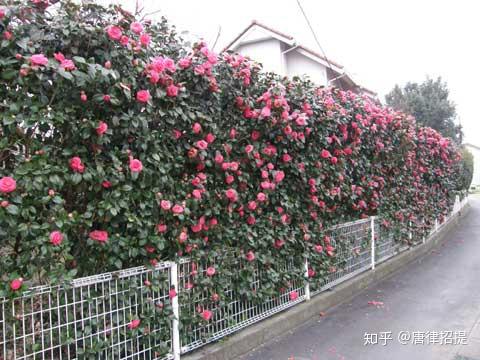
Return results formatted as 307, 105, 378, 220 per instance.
285, 50, 328, 85
236, 39, 284, 75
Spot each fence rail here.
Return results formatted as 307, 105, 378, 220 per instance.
1, 195, 469, 360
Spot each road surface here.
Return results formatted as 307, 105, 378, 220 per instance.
240, 196, 480, 360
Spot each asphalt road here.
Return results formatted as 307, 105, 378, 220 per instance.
240, 196, 480, 360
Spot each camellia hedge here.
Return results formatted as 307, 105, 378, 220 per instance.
0, 0, 465, 303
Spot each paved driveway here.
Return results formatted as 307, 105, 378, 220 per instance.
241, 196, 480, 360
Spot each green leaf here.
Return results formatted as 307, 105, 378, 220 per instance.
58, 69, 74, 81
6, 205, 19, 215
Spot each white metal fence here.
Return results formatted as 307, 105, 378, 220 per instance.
1, 195, 469, 359
1, 263, 176, 360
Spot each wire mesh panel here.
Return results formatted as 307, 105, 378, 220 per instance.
310, 218, 372, 295
0, 264, 174, 360
374, 219, 405, 264
177, 253, 305, 354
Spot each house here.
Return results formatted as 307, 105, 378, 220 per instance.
223, 20, 376, 98
464, 143, 480, 186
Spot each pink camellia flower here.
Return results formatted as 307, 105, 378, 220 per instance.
274, 238, 285, 249
136, 90, 150, 103
192, 189, 202, 199
157, 224, 167, 233
331, 156, 338, 165
0, 176, 16, 194
173, 129, 182, 139
245, 250, 255, 262
54, 52, 65, 62
225, 188, 238, 202
257, 192, 266, 202
326, 245, 335, 257
127, 158, 143, 173
10, 278, 23, 291
128, 319, 141, 330
296, 115, 307, 126
206, 267, 216, 276
1, 200, 9, 207
160, 200, 172, 210
196, 140, 208, 150
321, 149, 331, 159
201, 309, 213, 321
107, 25, 122, 41
260, 106, 271, 118
49, 231, 63, 246
169, 288, 177, 300
289, 291, 299, 301
178, 57, 191, 69
282, 154, 292, 163
245, 145, 254, 154
103, 94, 111, 103
102, 180, 112, 189
120, 35, 130, 46
191, 222, 202, 233
308, 268, 316, 278
89, 230, 109, 243
0, 8, 5, 19
205, 133, 215, 143
211, 293, 220, 302
30, 54, 48, 66
179, 231, 188, 243
192, 122, 202, 134
96, 121, 108, 136
69, 157, 85, 173
130, 22, 144, 34
60, 59, 76, 71
166, 84, 179, 97
3, 31, 12, 41
274, 170, 285, 183
139, 33, 151, 47
172, 204, 184, 214
214, 153, 224, 164
314, 244, 323, 253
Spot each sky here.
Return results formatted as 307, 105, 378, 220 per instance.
99, 0, 480, 144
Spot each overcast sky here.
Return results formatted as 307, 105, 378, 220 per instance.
100, 0, 480, 144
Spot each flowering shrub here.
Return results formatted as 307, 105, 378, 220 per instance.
0, 0, 464, 339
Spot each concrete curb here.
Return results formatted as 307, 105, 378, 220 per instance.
183, 205, 471, 360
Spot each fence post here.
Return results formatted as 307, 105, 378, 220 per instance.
435, 218, 439, 232
408, 221, 412, 242
304, 257, 311, 301
171, 262, 181, 360
370, 216, 376, 270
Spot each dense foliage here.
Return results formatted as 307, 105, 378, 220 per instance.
385, 77, 462, 143
0, 0, 464, 316
459, 147, 474, 189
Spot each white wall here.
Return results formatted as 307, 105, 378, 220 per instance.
236, 39, 284, 75
285, 50, 328, 85
465, 145, 480, 186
